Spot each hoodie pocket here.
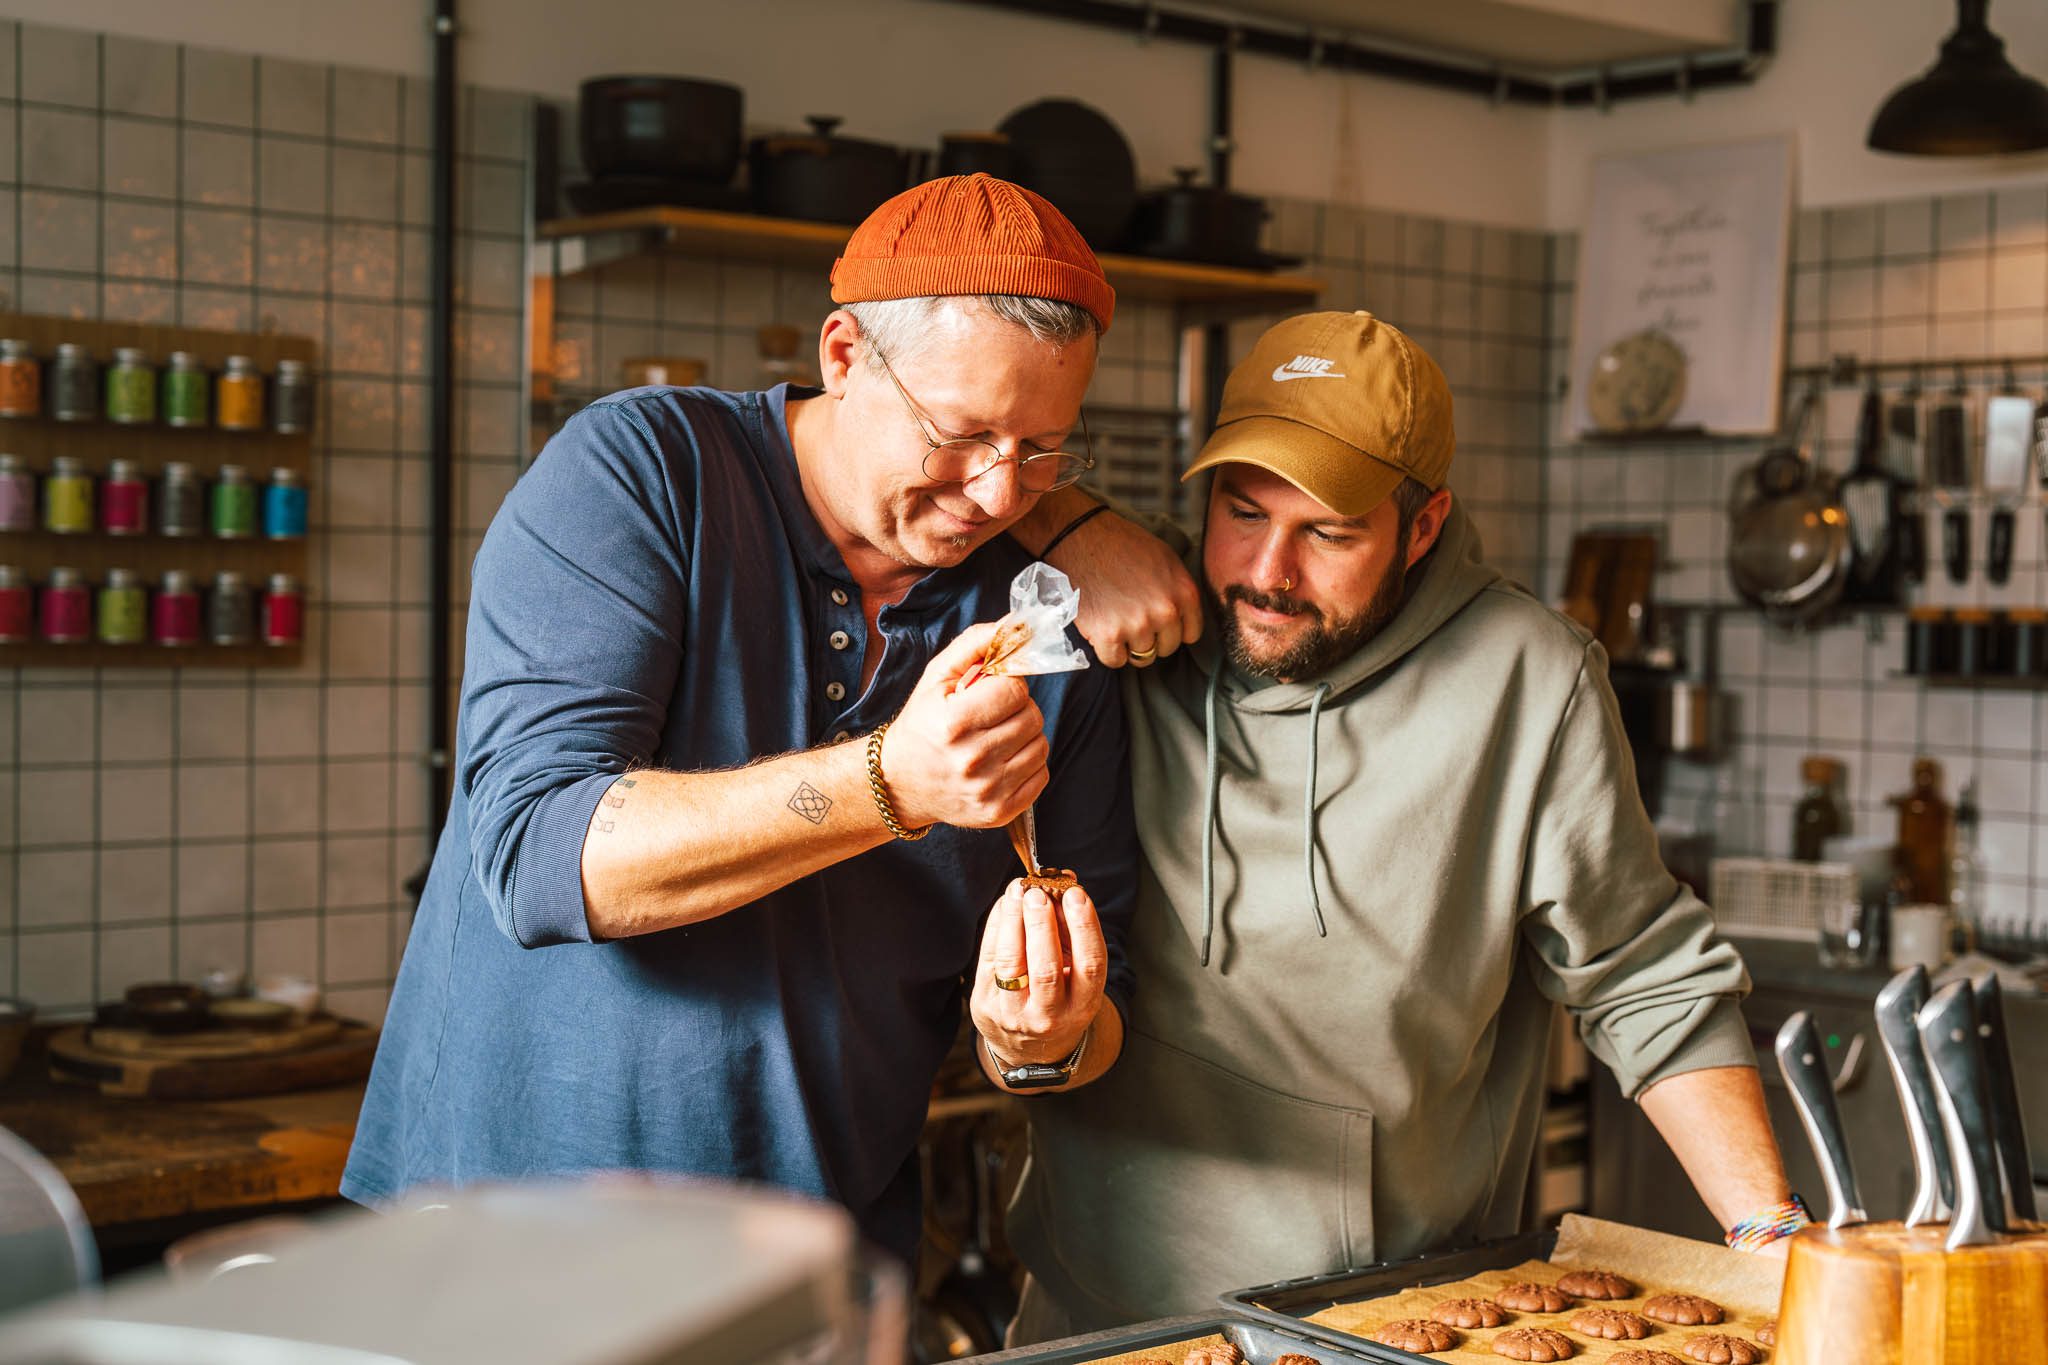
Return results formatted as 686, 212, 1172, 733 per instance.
1024, 1026, 1374, 1321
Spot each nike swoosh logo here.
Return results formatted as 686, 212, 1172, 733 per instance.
1271, 365, 1346, 382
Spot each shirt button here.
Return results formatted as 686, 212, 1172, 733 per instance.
829, 630, 851, 651
825, 681, 846, 701
832, 730, 852, 743
830, 588, 849, 607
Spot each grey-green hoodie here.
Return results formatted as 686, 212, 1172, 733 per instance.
1007, 503, 1754, 1330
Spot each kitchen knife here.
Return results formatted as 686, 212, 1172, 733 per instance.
1889, 390, 1925, 584
1930, 393, 1971, 587
1982, 394, 2032, 586
1875, 965, 1954, 1226
1970, 971, 2038, 1223
1775, 1011, 1868, 1229
1917, 980, 2006, 1248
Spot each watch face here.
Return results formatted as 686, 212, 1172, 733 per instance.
1587, 329, 1688, 434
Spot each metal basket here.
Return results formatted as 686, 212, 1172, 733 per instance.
1707, 856, 1855, 939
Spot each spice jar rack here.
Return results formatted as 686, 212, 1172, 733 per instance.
0, 312, 312, 669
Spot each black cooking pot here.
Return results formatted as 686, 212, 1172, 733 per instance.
749, 116, 908, 224
579, 76, 744, 184
1130, 168, 1269, 266
935, 132, 1017, 181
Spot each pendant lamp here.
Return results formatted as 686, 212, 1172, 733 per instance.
1867, 0, 2048, 154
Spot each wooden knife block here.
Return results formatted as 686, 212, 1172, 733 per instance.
1776, 1221, 2048, 1365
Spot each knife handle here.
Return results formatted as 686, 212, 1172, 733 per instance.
1875, 965, 1954, 1226
1775, 1012, 1868, 1229
1899, 501, 1926, 584
1971, 973, 2039, 1224
1944, 507, 1970, 586
1989, 507, 2016, 586
1917, 981, 2007, 1247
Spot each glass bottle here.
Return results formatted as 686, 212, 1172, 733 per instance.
1949, 777, 1982, 948
1890, 757, 1953, 906
1792, 755, 1845, 862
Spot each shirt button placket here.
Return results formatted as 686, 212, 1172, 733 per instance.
829, 629, 851, 651
825, 681, 845, 702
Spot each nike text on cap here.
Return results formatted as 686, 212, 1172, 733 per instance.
1182, 310, 1456, 517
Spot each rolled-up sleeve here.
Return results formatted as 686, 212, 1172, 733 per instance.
458, 399, 691, 947
1519, 641, 1754, 1099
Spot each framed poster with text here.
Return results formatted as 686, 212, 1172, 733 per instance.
1567, 134, 1795, 438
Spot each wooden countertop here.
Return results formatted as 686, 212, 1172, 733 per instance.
0, 1032, 362, 1228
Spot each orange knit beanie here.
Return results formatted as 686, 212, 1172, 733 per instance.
829, 174, 1115, 333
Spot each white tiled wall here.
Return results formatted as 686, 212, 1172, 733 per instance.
1542, 186, 2048, 948
0, 21, 532, 1020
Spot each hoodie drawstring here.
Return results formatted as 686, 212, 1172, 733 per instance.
1303, 682, 1331, 938
1199, 669, 1333, 967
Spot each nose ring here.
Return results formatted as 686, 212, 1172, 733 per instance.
1281, 576, 1294, 592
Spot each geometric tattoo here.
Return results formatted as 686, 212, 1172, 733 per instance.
596, 776, 637, 833
787, 781, 833, 824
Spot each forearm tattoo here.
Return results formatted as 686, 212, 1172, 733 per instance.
786, 781, 832, 825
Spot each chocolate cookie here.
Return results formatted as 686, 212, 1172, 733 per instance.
1272, 1356, 1320, 1365
1182, 1345, 1243, 1365
1433, 1297, 1510, 1329
1370, 1319, 1459, 1354
1495, 1281, 1574, 1313
1642, 1294, 1725, 1327
1556, 1268, 1635, 1300
1610, 1353, 1688, 1365
1755, 1321, 1777, 1347
1491, 1327, 1576, 1360
1569, 1308, 1651, 1340
1683, 1334, 1765, 1364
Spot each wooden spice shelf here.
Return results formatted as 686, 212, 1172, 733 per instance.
0, 313, 312, 669
539, 204, 1325, 317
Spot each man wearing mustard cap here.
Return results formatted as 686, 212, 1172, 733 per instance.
1008, 311, 1795, 1333
346, 176, 1141, 1268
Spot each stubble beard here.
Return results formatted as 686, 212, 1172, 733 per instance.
1208, 554, 1410, 683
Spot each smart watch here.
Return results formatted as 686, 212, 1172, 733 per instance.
984, 1025, 1092, 1091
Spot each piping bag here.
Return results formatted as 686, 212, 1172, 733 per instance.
956, 563, 1087, 896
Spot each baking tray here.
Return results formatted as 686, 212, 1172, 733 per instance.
1217, 1232, 1555, 1364
985, 1313, 1386, 1365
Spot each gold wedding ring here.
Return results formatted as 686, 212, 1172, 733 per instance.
1129, 644, 1157, 661
992, 969, 1029, 992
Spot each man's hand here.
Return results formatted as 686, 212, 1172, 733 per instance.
881, 622, 1049, 830
1047, 508, 1203, 668
970, 879, 1107, 1067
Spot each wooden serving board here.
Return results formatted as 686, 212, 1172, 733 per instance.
85, 1015, 341, 1061
48, 1020, 377, 1100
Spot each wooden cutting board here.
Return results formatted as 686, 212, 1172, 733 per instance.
47, 1019, 377, 1100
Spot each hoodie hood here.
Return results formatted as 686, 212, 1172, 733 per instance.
1182, 500, 1502, 962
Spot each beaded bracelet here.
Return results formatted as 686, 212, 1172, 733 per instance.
1725, 1193, 1811, 1252
864, 721, 930, 841
1037, 502, 1109, 563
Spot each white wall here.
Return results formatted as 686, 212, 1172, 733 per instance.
1547, 0, 2048, 226
0, 0, 1553, 224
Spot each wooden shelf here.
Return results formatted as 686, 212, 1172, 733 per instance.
538, 205, 1324, 317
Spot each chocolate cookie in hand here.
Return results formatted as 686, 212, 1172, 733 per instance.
1433, 1297, 1509, 1329
1683, 1334, 1765, 1364
1643, 1294, 1724, 1327
1555, 1268, 1634, 1300
1495, 1282, 1574, 1313
1370, 1319, 1458, 1354
1570, 1308, 1650, 1340
1491, 1327, 1576, 1360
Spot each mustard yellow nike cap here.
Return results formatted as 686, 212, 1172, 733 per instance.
1183, 310, 1456, 517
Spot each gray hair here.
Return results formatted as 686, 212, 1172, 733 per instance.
843, 295, 1099, 369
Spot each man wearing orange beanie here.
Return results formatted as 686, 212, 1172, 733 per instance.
346, 176, 1137, 1268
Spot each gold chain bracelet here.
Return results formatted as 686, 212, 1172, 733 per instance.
865, 721, 931, 841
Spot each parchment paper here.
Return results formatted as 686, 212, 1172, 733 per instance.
1301, 1215, 1785, 1363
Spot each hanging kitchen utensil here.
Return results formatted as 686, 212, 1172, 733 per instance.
1970, 971, 2038, 1223
1889, 377, 1928, 585
578, 76, 744, 184
1775, 1011, 1869, 1229
1874, 965, 1955, 1226
1727, 384, 1850, 625
747, 116, 908, 225
1840, 378, 1906, 605
996, 99, 1139, 250
1983, 388, 2033, 586
1916, 979, 2006, 1248
1929, 375, 1973, 587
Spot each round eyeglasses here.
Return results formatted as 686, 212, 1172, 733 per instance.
875, 349, 1095, 493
